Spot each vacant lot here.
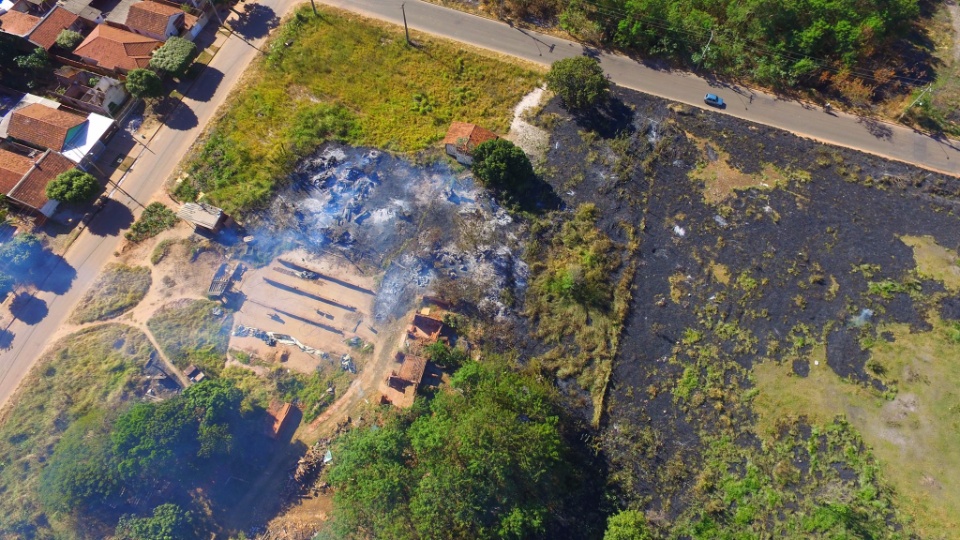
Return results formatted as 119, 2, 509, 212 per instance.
0, 325, 158, 538
523, 84, 960, 538
146, 298, 232, 376
69, 264, 152, 324
177, 6, 540, 214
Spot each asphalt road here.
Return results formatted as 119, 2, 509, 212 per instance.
0, 1, 299, 409
323, 0, 960, 176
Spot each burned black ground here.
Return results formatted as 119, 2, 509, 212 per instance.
528, 85, 960, 536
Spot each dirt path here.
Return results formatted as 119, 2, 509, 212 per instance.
948, 0, 960, 61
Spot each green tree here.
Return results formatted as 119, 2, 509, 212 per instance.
0, 272, 12, 299
115, 504, 194, 540
471, 139, 535, 195
39, 412, 121, 514
0, 233, 42, 272
125, 69, 163, 99
424, 341, 469, 370
15, 47, 49, 72
54, 29, 84, 50
45, 169, 100, 203
604, 510, 654, 540
112, 399, 196, 487
546, 56, 609, 110
149, 37, 197, 76
327, 361, 572, 539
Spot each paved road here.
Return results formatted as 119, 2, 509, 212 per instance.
323, 0, 960, 176
0, 2, 299, 409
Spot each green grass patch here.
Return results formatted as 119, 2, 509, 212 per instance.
146, 299, 232, 376
223, 364, 353, 423
753, 320, 960, 539
0, 325, 157, 537
125, 202, 178, 243
70, 264, 152, 324
177, 6, 540, 215
525, 204, 637, 424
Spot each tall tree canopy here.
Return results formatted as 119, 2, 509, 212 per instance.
327, 361, 575, 539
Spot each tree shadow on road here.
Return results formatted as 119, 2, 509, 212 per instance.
857, 116, 894, 141
182, 67, 224, 103
165, 103, 199, 131
229, 3, 279, 40
32, 252, 77, 295
86, 198, 134, 237
0, 328, 13, 350
10, 294, 48, 325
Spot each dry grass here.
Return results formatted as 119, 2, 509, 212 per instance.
69, 264, 152, 324
178, 6, 541, 215
0, 325, 156, 537
900, 235, 960, 290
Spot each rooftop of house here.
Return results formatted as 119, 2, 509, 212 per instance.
379, 351, 429, 409
442, 121, 498, 153
0, 147, 35, 194
177, 202, 225, 229
27, 6, 80, 50
9, 102, 87, 151
60, 111, 113, 164
8, 149, 74, 216
73, 23, 160, 71
62, 0, 140, 23
125, 0, 181, 36
0, 8, 41, 36
0, 93, 60, 139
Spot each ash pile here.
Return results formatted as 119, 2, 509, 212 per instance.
250, 144, 529, 322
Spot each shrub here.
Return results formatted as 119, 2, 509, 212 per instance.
46, 169, 100, 203
125, 68, 163, 99
125, 203, 178, 242
546, 56, 609, 110
471, 138, 535, 196
54, 30, 84, 50
149, 37, 197, 75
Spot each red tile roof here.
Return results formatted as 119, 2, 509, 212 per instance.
74, 24, 161, 72
28, 7, 81, 50
9, 150, 74, 210
0, 10, 41, 36
8, 103, 86, 151
125, 1, 182, 38
0, 148, 35, 194
442, 122, 498, 153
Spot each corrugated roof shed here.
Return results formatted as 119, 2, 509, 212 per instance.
177, 202, 224, 230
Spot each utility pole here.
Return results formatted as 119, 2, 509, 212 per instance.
310, 0, 317, 16
402, 3, 411, 46
698, 30, 714, 66
897, 84, 933, 122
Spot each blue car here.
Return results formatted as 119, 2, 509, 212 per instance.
704, 93, 725, 108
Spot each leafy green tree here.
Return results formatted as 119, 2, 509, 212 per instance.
15, 47, 49, 72
46, 169, 100, 203
54, 29, 84, 50
39, 412, 121, 514
112, 399, 196, 487
546, 56, 609, 110
125, 69, 163, 99
424, 341, 469, 370
0, 233, 42, 272
604, 510, 654, 540
0, 272, 12, 299
327, 361, 572, 539
149, 37, 197, 75
115, 504, 194, 540
471, 139, 535, 195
